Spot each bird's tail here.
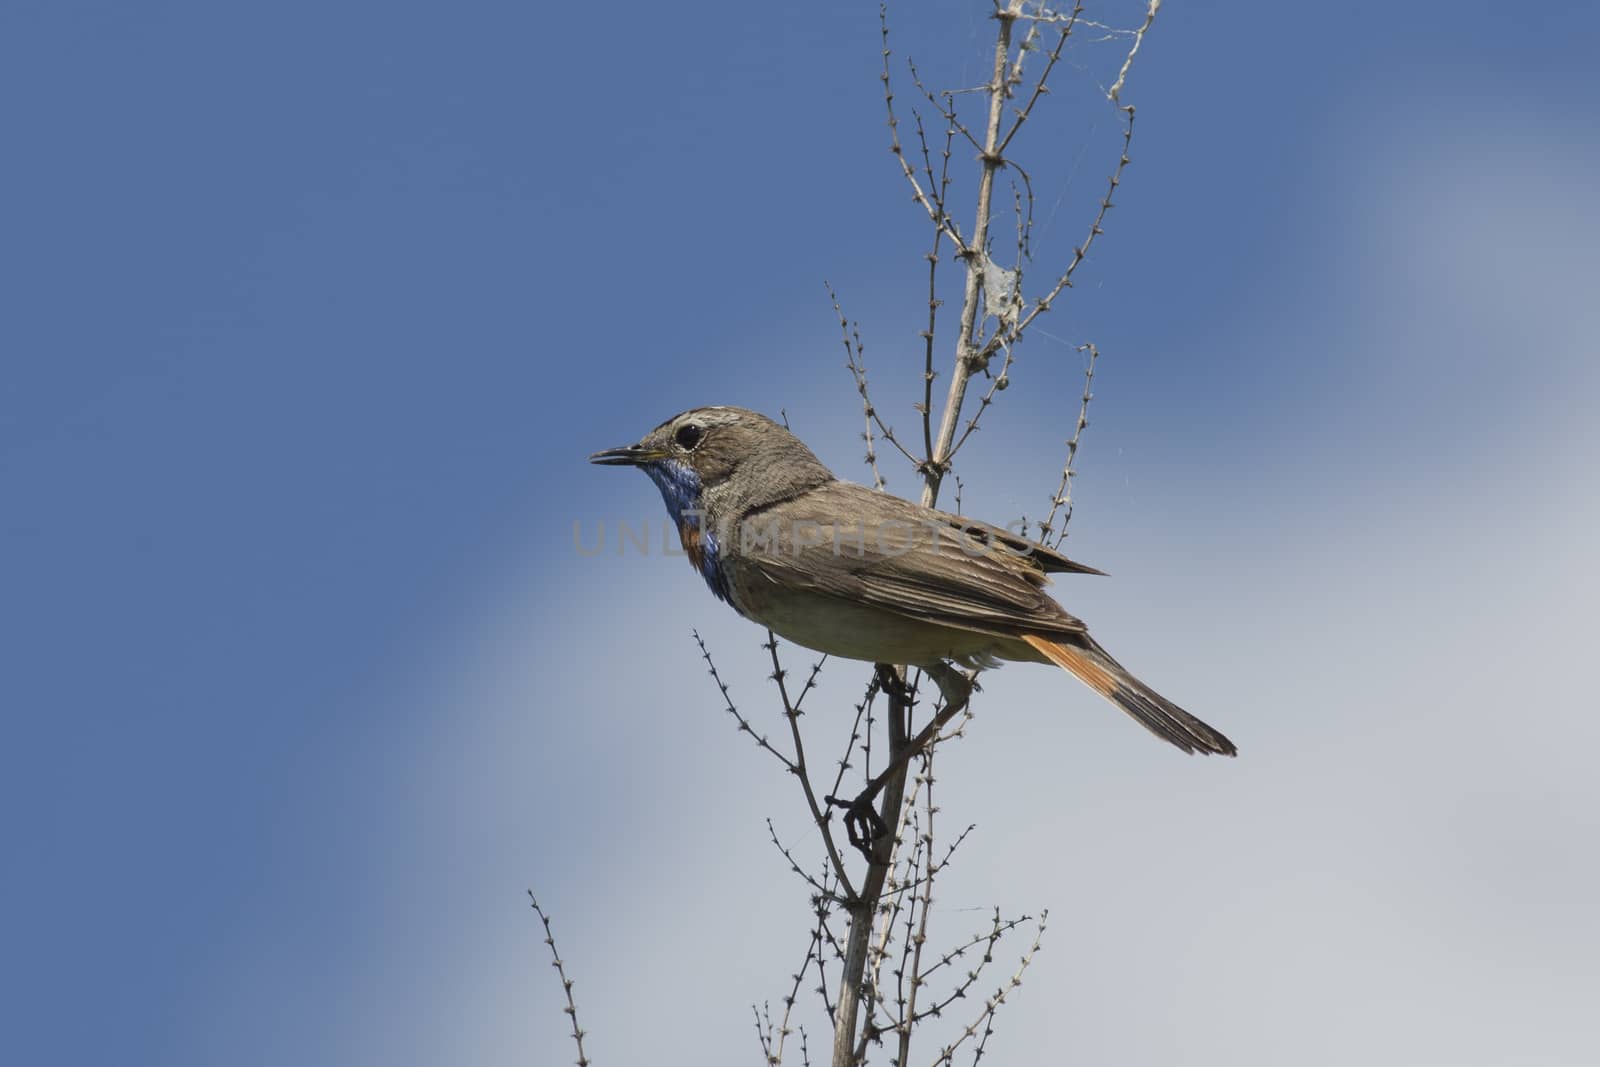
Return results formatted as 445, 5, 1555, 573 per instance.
1021, 633, 1237, 756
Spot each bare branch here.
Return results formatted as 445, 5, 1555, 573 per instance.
946, 327, 1014, 461
695, 630, 797, 774
757, 881, 833, 1067
831, 670, 916, 1067
1108, 0, 1160, 103
985, 104, 1136, 360
1039, 341, 1098, 547
937, 909, 1049, 1066
996, 3, 1082, 156
527, 892, 592, 1067
830, 282, 920, 486
827, 672, 886, 810
913, 912, 1033, 989
768, 818, 835, 899
919, 2, 1022, 508
909, 57, 984, 158
916, 106, 958, 466
898, 751, 943, 1067
882, 6, 968, 250
765, 634, 857, 897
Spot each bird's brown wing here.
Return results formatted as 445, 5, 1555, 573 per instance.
730, 482, 1086, 640
940, 511, 1107, 575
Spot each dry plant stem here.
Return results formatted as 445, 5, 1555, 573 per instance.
881, 9, 966, 251
698, 631, 802, 774
1040, 342, 1098, 546
824, 3, 1152, 1060
1108, 0, 1159, 103
831, 677, 913, 1067
810, 867, 842, 1024
913, 912, 1030, 990
841, 668, 971, 839
921, 2, 1021, 509
883, 18, 956, 470
766, 634, 857, 897
947, 339, 1014, 459
934, 909, 1049, 1065
995, 4, 1083, 158
977, 105, 1136, 365
527, 892, 591, 1067
756, 894, 829, 1067
694, 631, 856, 898
829, 9, 1022, 1065
837, 673, 971, 1066
897, 754, 939, 1067
830, 283, 918, 489
915, 909, 1021, 1025
768, 819, 836, 899
860, 770, 930, 1059
827, 675, 881, 803
888, 807, 927, 1031
917, 113, 956, 464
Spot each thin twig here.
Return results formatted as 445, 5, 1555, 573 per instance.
898, 750, 943, 1067
915, 908, 1025, 1026
828, 673, 883, 807
914, 101, 957, 468
832, 670, 915, 1067
996, 3, 1081, 156
756, 883, 830, 1067
978, 105, 1136, 365
914, 913, 1032, 988
947, 335, 1014, 460
919, 2, 1022, 508
695, 631, 797, 774
862, 765, 928, 1046
882, 7, 969, 250
909, 57, 984, 158
768, 818, 834, 899
937, 909, 1049, 1066
766, 634, 857, 898
808, 864, 841, 1026
831, 281, 920, 486
1108, 0, 1160, 103
1039, 341, 1098, 547
527, 892, 592, 1067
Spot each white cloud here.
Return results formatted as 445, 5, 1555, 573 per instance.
315, 105, 1600, 1067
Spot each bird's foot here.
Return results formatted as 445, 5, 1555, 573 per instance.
826, 663, 973, 858
873, 663, 911, 703
825, 785, 889, 854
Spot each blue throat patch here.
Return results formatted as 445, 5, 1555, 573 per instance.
644, 460, 734, 604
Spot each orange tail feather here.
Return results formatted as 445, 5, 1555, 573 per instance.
1021, 634, 1237, 756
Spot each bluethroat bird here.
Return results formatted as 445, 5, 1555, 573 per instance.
591, 406, 1235, 815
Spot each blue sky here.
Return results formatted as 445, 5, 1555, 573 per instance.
4, 2, 1598, 1064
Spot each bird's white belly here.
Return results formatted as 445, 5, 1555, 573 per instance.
745, 587, 1011, 668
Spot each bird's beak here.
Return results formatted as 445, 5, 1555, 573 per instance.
588, 443, 662, 467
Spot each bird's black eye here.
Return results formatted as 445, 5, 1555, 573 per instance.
674, 423, 704, 451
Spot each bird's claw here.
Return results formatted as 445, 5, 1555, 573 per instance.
825, 788, 889, 854
873, 663, 911, 703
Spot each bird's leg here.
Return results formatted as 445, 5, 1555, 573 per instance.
828, 662, 975, 854
873, 662, 910, 702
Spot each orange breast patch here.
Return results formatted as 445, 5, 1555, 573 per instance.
679, 520, 705, 570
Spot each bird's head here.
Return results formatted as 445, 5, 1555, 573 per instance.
589, 406, 834, 516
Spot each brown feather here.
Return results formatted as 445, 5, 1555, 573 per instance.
1021, 634, 1237, 757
